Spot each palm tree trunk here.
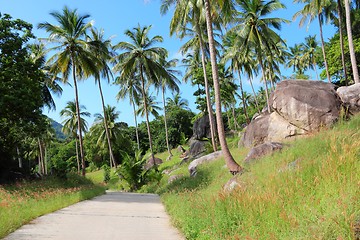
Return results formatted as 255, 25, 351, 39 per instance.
237, 71, 250, 123
75, 137, 80, 174
98, 80, 117, 168
140, 67, 155, 162
249, 78, 261, 113
72, 58, 86, 176
38, 138, 44, 175
337, 0, 348, 85
204, 0, 242, 174
344, 0, 360, 84
17, 147, 22, 168
231, 106, 240, 130
318, 14, 332, 83
259, 59, 271, 113
44, 146, 48, 175
162, 86, 172, 158
197, 24, 218, 152
132, 98, 140, 150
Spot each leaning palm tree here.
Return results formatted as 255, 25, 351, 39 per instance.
38, 6, 98, 176
344, 0, 360, 83
86, 27, 117, 168
156, 58, 181, 158
60, 100, 90, 174
113, 25, 168, 161
161, 0, 220, 152
115, 74, 142, 150
203, 0, 245, 174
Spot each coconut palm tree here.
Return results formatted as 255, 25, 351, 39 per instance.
344, 0, 360, 83
86, 27, 117, 168
113, 25, 167, 161
293, 0, 336, 83
166, 92, 190, 110
91, 105, 122, 167
38, 6, 98, 176
60, 100, 90, 174
161, 0, 220, 152
115, 75, 142, 150
286, 43, 306, 75
302, 35, 320, 80
203, 0, 244, 174
156, 58, 181, 158
235, 0, 288, 113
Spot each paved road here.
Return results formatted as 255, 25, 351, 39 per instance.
4, 191, 183, 240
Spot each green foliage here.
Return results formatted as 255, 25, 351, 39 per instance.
0, 14, 47, 179
102, 164, 110, 183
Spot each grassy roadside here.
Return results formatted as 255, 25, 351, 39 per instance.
156, 116, 360, 239
0, 174, 105, 238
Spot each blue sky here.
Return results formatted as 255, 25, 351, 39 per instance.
1, 0, 336, 127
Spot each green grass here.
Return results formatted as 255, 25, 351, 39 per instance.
0, 174, 105, 238
154, 115, 360, 239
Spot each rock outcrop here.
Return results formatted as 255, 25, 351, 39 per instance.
242, 80, 343, 147
144, 157, 163, 170
188, 151, 222, 177
336, 83, 360, 115
244, 142, 283, 163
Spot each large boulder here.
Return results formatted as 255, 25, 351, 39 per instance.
242, 80, 342, 147
188, 138, 207, 159
144, 157, 163, 170
192, 114, 215, 139
272, 80, 341, 131
336, 83, 360, 115
188, 151, 222, 176
244, 142, 283, 163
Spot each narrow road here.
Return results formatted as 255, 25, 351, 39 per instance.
4, 191, 183, 240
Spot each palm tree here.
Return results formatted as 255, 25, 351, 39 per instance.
303, 35, 320, 80
286, 43, 306, 75
137, 94, 162, 119
60, 100, 90, 174
29, 43, 63, 111
235, 0, 288, 113
203, 0, 244, 174
161, 0, 219, 152
86, 27, 117, 168
166, 92, 190, 110
113, 25, 167, 161
92, 105, 122, 167
38, 6, 98, 176
156, 58, 181, 158
344, 0, 360, 83
293, 0, 335, 83
115, 75, 142, 150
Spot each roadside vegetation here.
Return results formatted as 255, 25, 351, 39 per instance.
0, 174, 105, 238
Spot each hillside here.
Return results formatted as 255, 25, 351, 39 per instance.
154, 115, 360, 239
50, 119, 66, 140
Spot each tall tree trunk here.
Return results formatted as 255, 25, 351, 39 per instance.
337, 0, 348, 84
44, 146, 48, 175
38, 138, 44, 175
249, 78, 261, 113
162, 86, 172, 158
204, 0, 242, 174
75, 137, 80, 174
259, 58, 271, 113
344, 0, 360, 83
318, 14, 332, 83
231, 106, 240, 130
197, 24, 218, 152
98, 80, 117, 168
237, 71, 250, 123
140, 67, 155, 163
17, 147, 22, 168
132, 98, 140, 150
72, 59, 86, 176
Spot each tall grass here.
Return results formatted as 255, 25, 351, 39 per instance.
0, 174, 105, 238
159, 115, 360, 239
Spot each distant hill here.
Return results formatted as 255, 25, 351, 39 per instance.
50, 120, 67, 140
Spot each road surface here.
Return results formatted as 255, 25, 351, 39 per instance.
4, 191, 183, 240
